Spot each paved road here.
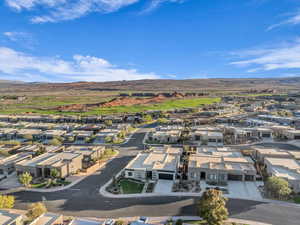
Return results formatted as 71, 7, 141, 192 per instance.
11, 125, 300, 225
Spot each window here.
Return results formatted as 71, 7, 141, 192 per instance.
127, 171, 133, 177
209, 174, 217, 180
190, 172, 196, 179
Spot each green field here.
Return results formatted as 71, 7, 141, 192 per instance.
0, 97, 220, 115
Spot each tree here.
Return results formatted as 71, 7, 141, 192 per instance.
198, 189, 228, 225
143, 114, 152, 122
265, 176, 292, 200
66, 136, 75, 143
50, 169, 60, 180
114, 220, 126, 225
175, 219, 183, 225
104, 120, 113, 127
105, 136, 112, 143
49, 138, 61, 146
157, 118, 168, 124
19, 172, 32, 188
118, 130, 126, 139
26, 202, 47, 221
0, 195, 15, 209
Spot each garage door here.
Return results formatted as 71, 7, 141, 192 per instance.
228, 174, 243, 181
159, 173, 174, 180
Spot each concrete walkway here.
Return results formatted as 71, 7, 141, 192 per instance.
154, 180, 173, 193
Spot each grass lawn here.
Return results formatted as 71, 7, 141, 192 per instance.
0, 97, 220, 115
88, 97, 221, 115
31, 182, 47, 188
119, 179, 144, 194
294, 196, 300, 204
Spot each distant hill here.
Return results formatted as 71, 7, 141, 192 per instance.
0, 77, 300, 93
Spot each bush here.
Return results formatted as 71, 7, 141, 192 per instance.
175, 219, 183, 225
115, 220, 126, 225
26, 202, 47, 222
0, 195, 15, 209
265, 176, 292, 200
19, 172, 33, 188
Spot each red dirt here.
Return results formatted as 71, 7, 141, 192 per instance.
55, 92, 187, 112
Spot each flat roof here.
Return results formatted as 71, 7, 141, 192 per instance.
265, 157, 300, 171
16, 129, 42, 135
151, 146, 183, 155
17, 145, 40, 152
0, 153, 31, 166
126, 153, 179, 172
0, 210, 22, 225
189, 155, 255, 172
17, 152, 81, 167
43, 130, 66, 136
33, 213, 62, 225
194, 131, 223, 137
253, 147, 291, 157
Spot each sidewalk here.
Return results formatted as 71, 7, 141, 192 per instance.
99, 179, 300, 209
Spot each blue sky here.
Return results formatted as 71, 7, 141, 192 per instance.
1, 0, 300, 82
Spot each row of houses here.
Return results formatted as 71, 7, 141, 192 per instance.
0, 113, 155, 124
0, 145, 105, 179
0, 124, 131, 144
223, 125, 300, 144
147, 126, 224, 146
252, 146, 300, 193
124, 145, 257, 185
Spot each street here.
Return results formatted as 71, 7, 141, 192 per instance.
10, 125, 300, 225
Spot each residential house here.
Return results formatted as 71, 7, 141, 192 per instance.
0, 128, 17, 139
191, 131, 223, 146
148, 130, 181, 144
252, 147, 292, 163
15, 129, 42, 141
283, 129, 300, 140
15, 145, 41, 154
188, 147, 257, 183
264, 157, 300, 193
16, 152, 83, 178
188, 156, 256, 183
124, 152, 180, 181
0, 153, 32, 177
66, 146, 105, 168
41, 130, 66, 143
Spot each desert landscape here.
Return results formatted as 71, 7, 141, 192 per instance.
0, 78, 298, 115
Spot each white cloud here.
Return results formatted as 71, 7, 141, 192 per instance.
5, 0, 183, 23
268, 10, 300, 30
230, 38, 300, 72
0, 46, 160, 82
141, 0, 184, 14
3, 31, 36, 49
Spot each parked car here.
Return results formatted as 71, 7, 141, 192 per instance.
104, 219, 115, 225
138, 217, 149, 223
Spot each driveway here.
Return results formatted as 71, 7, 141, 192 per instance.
227, 181, 263, 200
154, 180, 174, 194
